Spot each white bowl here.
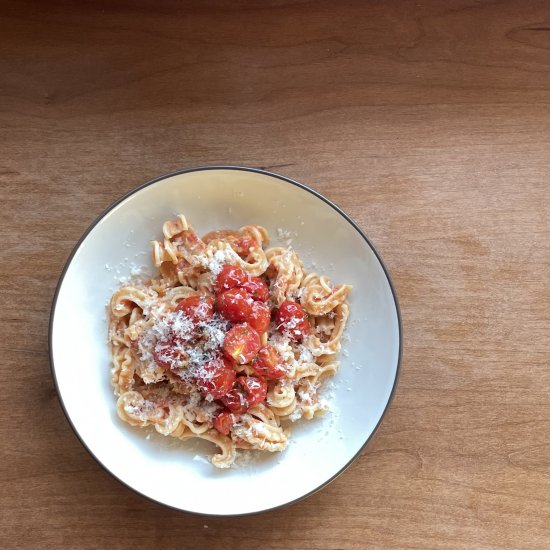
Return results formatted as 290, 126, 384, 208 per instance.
49, 166, 402, 515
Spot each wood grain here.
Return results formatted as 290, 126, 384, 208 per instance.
1, 0, 549, 548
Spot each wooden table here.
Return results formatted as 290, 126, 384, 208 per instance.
2, 1, 549, 548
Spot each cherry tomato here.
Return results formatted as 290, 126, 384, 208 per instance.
216, 288, 253, 323
216, 265, 248, 292
221, 386, 249, 414
223, 323, 260, 364
213, 410, 237, 435
238, 375, 268, 407
247, 301, 270, 334
152, 340, 185, 370
275, 300, 310, 340
241, 277, 269, 302
194, 356, 236, 399
251, 345, 286, 379
175, 295, 214, 323
220, 376, 267, 413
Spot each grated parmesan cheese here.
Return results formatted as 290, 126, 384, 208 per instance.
197, 248, 234, 276
137, 308, 229, 384
276, 227, 293, 247
293, 287, 305, 300
288, 409, 302, 422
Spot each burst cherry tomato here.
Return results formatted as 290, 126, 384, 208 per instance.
223, 323, 260, 364
213, 410, 236, 436
194, 356, 236, 399
247, 301, 270, 334
241, 276, 269, 302
251, 345, 286, 379
216, 265, 247, 291
221, 386, 249, 414
221, 376, 267, 413
216, 288, 253, 323
152, 341, 185, 370
239, 376, 268, 407
275, 300, 310, 340
175, 295, 214, 323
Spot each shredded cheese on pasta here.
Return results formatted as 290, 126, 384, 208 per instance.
108, 214, 351, 468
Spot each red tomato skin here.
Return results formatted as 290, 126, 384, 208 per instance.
275, 300, 310, 340
194, 356, 236, 399
216, 288, 254, 323
152, 341, 184, 371
238, 376, 268, 407
213, 410, 236, 435
216, 265, 247, 291
175, 295, 214, 323
240, 277, 269, 302
220, 388, 249, 414
220, 376, 267, 412
251, 345, 286, 379
223, 323, 261, 364
247, 301, 271, 334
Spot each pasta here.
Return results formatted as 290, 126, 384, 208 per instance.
108, 214, 351, 468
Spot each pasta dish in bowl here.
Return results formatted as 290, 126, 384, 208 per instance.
110, 214, 351, 468
50, 166, 401, 515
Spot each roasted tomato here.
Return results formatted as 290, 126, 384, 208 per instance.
152, 340, 185, 370
194, 356, 236, 399
251, 345, 286, 379
223, 323, 260, 364
221, 376, 267, 413
213, 410, 236, 436
216, 288, 253, 323
241, 276, 269, 302
238, 376, 268, 407
220, 386, 249, 414
247, 301, 270, 334
275, 300, 310, 340
216, 265, 248, 292
175, 295, 214, 323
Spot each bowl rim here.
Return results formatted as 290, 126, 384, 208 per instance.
48, 165, 403, 516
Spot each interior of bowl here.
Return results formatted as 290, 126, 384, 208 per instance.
50, 167, 401, 515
